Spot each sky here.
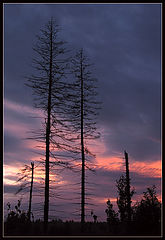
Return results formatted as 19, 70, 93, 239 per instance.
4, 3, 161, 222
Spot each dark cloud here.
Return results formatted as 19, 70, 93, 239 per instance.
4, 184, 19, 194
4, 133, 21, 153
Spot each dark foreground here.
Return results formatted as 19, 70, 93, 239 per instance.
4, 220, 161, 236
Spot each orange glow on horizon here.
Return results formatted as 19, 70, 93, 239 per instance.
131, 160, 161, 178
4, 162, 69, 188
95, 197, 117, 204
96, 155, 161, 178
96, 156, 123, 171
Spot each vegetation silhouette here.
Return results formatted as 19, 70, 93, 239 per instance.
67, 48, 101, 225
116, 174, 135, 222
5, 200, 32, 235
124, 151, 131, 222
105, 199, 119, 225
91, 210, 98, 223
25, 18, 76, 232
15, 162, 35, 222
4, 184, 161, 236
25, 18, 101, 232
132, 185, 161, 235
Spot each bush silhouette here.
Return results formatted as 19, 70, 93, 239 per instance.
6, 200, 29, 224
133, 185, 161, 234
105, 199, 119, 225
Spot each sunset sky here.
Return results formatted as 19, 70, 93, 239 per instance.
4, 3, 161, 222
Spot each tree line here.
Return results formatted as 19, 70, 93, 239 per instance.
5, 159, 161, 235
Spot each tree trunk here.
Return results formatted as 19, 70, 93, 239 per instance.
28, 162, 34, 221
124, 151, 131, 222
44, 20, 53, 232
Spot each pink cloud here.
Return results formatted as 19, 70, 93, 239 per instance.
4, 99, 43, 116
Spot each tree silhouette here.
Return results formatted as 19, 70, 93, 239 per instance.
116, 174, 135, 222
27, 162, 34, 221
16, 164, 33, 195
105, 199, 119, 225
132, 185, 161, 233
124, 151, 131, 222
15, 162, 35, 222
26, 18, 70, 231
6, 200, 29, 225
67, 49, 101, 224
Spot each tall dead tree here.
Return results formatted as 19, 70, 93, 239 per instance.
116, 151, 135, 222
67, 49, 101, 224
124, 150, 131, 222
26, 18, 70, 231
28, 162, 34, 221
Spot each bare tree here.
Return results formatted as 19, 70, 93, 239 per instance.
16, 162, 35, 221
25, 18, 71, 231
124, 150, 131, 222
27, 162, 34, 221
16, 163, 34, 195
67, 49, 101, 224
